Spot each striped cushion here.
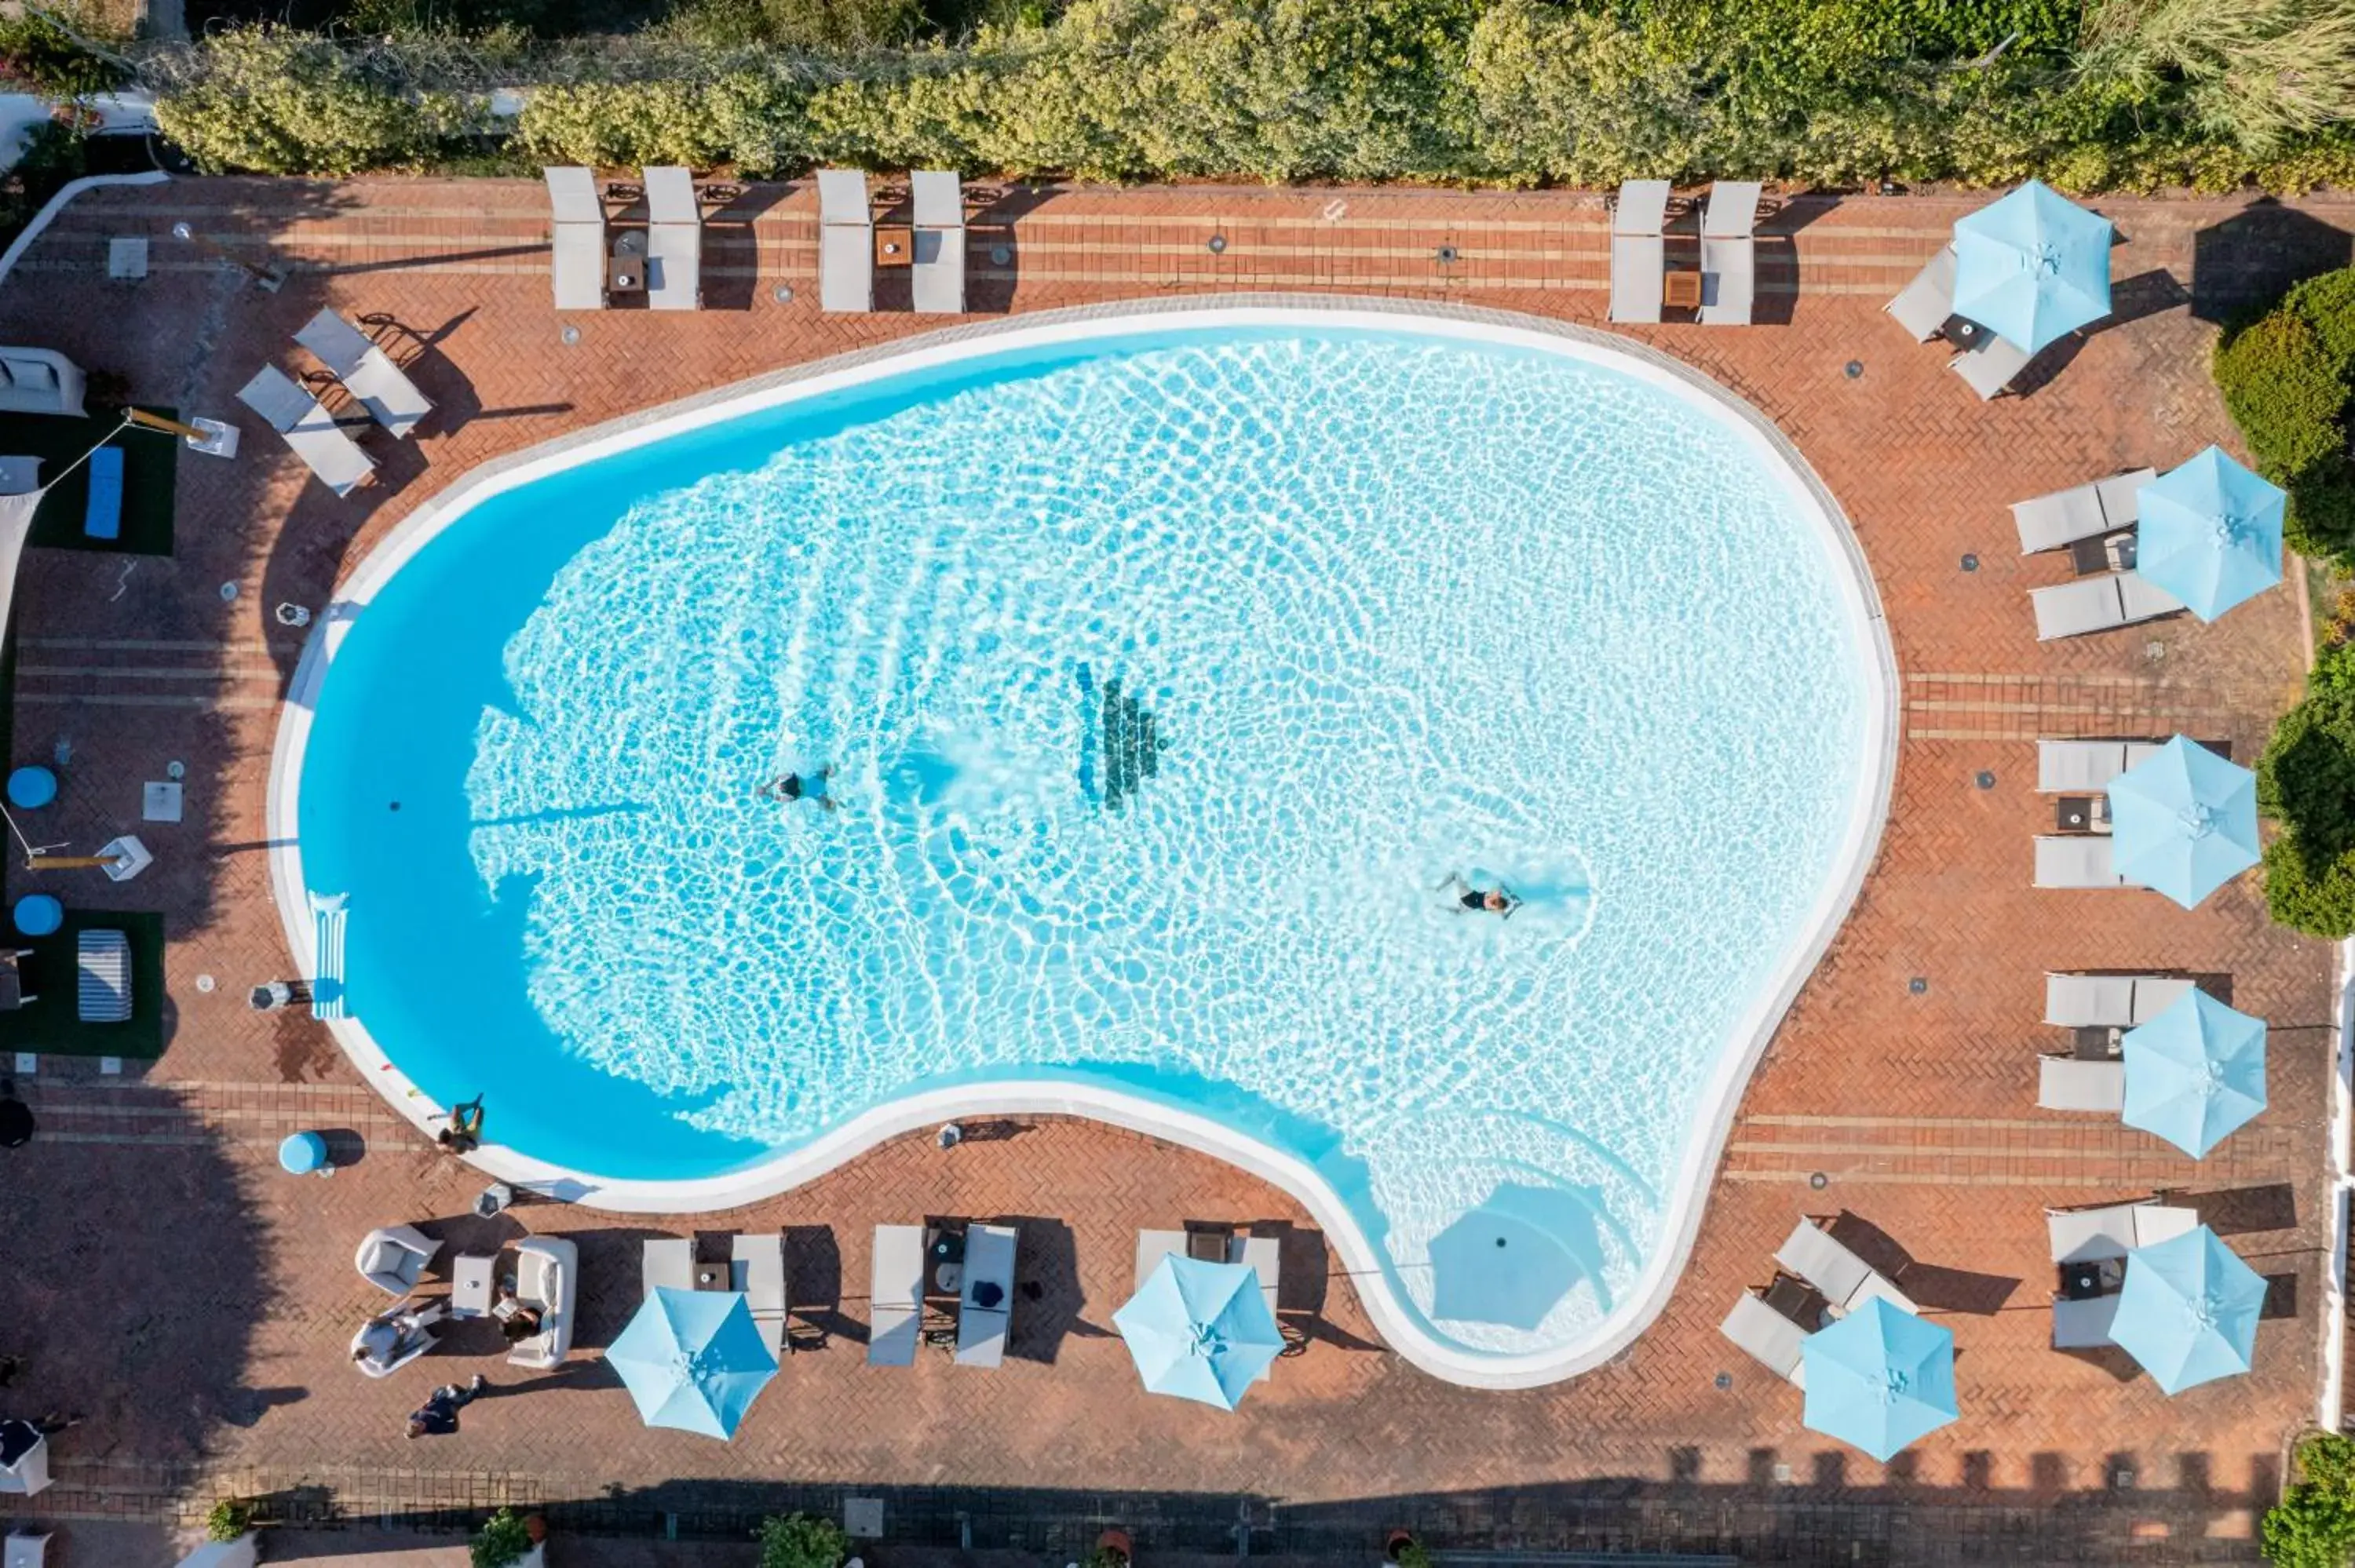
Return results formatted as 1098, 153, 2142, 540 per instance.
76, 928, 130, 1023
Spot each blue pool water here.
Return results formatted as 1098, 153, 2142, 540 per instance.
295, 323, 1876, 1363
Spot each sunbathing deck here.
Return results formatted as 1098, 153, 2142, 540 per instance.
0, 177, 2342, 1565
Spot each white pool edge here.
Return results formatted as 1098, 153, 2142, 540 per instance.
265, 296, 1899, 1390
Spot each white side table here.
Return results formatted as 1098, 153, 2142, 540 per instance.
452, 1253, 496, 1319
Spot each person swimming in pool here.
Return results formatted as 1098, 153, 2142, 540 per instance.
1437, 873, 1519, 919
765, 766, 837, 811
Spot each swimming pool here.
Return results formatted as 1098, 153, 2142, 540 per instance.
271, 301, 1894, 1387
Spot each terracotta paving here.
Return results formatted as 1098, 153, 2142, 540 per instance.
0, 177, 2348, 1566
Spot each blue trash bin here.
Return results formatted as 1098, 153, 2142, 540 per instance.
6, 768, 56, 810
12, 895, 61, 938
279, 1131, 331, 1176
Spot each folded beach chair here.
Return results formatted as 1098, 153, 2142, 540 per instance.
2012, 468, 2156, 555
1719, 1288, 1809, 1387
1607, 180, 1670, 325
2038, 1055, 2126, 1111
2034, 834, 2125, 888
237, 365, 374, 498
641, 1235, 693, 1299
544, 166, 606, 312
2044, 972, 2196, 1027
910, 170, 966, 315
868, 1223, 924, 1367
1698, 181, 1762, 327
82, 446, 121, 540
507, 1235, 577, 1369
1952, 330, 2036, 400
2032, 571, 2184, 640
955, 1222, 1018, 1369
818, 170, 874, 315
75, 928, 130, 1023
2048, 1199, 2197, 1264
355, 1223, 440, 1295
732, 1231, 788, 1355
1886, 245, 1958, 341
294, 309, 433, 439
643, 165, 702, 312
1773, 1217, 1916, 1316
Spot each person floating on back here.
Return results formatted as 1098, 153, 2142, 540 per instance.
436, 1096, 485, 1154
1437, 873, 1520, 919
765, 765, 837, 811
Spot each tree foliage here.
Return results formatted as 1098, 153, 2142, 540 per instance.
2214, 267, 2355, 564
0, 14, 125, 100
469, 1508, 535, 1568
2081, 0, 2355, 154
2265, 1433, 2355, 1568
152, 27, 469, 175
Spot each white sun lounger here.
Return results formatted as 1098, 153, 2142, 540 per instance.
1608, 180, 1670, 325
2033, 571, 2185, 640
2036, 739, 2168, 792
818, 170, 874, 315
955, 1222, 1019, 1369
2035, 835, 2126, 888
910, 170, 966, 315
2038, 1055, 2127, 1111
74, 928, 129, 1023
643, 165, 702, 312
1773, 1217, 1917, 1316
237, 364, 375, 497
1719, 1289, 1809, 1386
2012, 469, 2156, 554
1952, 330, 2036, 399
2044, 972, 2197, 1027
2053, 1293, 2123, 1348
641, 1236, 693, 1299
1698, 181, 1762, 326
1886, 245, 1958, 341
508, 1235, 577, 1369
868, 1223, 925, 1367
294, 309, 433, 439
544, 166, 606, 312
2049, 1200, 2198, 1264
732, 1231, 787, 1355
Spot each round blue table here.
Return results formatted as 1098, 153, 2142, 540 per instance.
5, 768, 56, 810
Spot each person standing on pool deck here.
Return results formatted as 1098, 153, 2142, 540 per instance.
765, 766, 837, 811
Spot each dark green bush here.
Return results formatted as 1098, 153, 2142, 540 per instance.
2215, 267, 2355, 564
470, 1508, 534, 1568
2266, 1433, 2355, 1568
0, 15, 125, 100
757, 1513, 847, 1568
2258, 673, 2355, 936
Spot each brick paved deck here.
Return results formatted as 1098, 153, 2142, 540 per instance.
0, 177, 2346, 1566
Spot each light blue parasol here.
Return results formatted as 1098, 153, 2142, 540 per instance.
607, 1285, 779, 1439
2110, 1226, 2265, 1395
1951, 181, 2114, 353
1113, 1253, 1284, 1410
2105, 736, 2260, 909
1799, 1297, 1959, 1462
2134, 446, 2286, 622
2121, 988, 2267, 1158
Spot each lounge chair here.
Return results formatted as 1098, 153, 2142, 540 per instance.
1718, 1286, 1810, 1387
355, 1223, 440, 1296
294, 310, 433, 439
2044, 972, 2196, 1028
641, 1236, 693, 1299
2032, 571, 2184, 640
644, 165, 702, 312
2038, 1055, 2126, 1111
910, 170, 966, 315
2012, 468, 2157, 555
1886, 245, 1958, 341
868, 1223, 924, 1367
82, 445, 121, 540
1607, 180, 1670, 325
818, 170, 874, 315
2048, 1198, 2198, 1264
544, 166, 606, 311
2053, 1292, 2123, 1349
507, 1235, 577, 1369
1951, 330, 2036, 400
732, 1231, 788, 1355
2036, 739, 2169, 793
237, 365, 375, 498
2035, 835, 2125, 888
349, 1296, 447, 1378
955, 1222, 1019, 1369
1698, 181, 1762, 327
1773, 1217, 1916, 1315
75, 928, 129, 1023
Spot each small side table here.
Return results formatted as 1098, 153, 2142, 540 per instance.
874, 226, 914, 267
452, 1253, 496, 1318
1662, 270, 1703, 311
2055, 795, 2096, 833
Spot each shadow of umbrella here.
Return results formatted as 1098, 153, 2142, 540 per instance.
1426, 1182, 1608, 1332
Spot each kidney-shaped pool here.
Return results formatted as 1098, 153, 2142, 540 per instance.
272, 303, 1894, 1387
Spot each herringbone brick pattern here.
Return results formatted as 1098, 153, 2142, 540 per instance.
0, 177, 2344, 1566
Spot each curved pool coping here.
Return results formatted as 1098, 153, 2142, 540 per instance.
265, 295, 1899, 1389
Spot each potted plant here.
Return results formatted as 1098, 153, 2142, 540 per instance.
1385, 1530, 1431, 1568
204, 1500, 254, 1544
1090, 1527, 1134, 1568
758, 1512, 849, 1568
471, 1507, 543, 1568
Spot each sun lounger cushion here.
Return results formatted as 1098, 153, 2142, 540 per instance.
2131, 976, 2196, 1022
641, 1236, 693, 1299
2048, 1202, 2196, 1264
74, 928, 130, 1023
2052, 1292, 2120, 1348
2032, 572, 2183, 641
2037, 740, 2133, 793
1611, 180, 1672, 236
1609, 234, 1665, 324
2094, 469, 2156, 526
1886, 246, 1958, 341
81, 445, 121, 541
955, 1223, 1018, 1369
1952, 331, 2036, 399
644, 166, 702, 312
1773, 1217, 1915, 1314
1134, 1228, 1186, 1289
2013, 483, 2111, 555
2038, 1055, 2126, 1111
2045, 972, 2138, 1026
1719, 1291, 1808, 1386
2035, 835, 2123, 888
912, 224, 966, 315
1699, 232, 1754, 326
236, 365, 375, 497
731, 1231, 787, 1355
868, 1224, 924, 1367
295, 311, 433, 439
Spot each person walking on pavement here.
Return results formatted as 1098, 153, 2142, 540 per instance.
404, 1373, 488, 1438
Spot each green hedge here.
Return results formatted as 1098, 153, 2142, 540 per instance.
2265, 1432, 2355, 1568
2258, 644, 2355, 938
2215, 267, 2355, 565
139, 11, 2355, 191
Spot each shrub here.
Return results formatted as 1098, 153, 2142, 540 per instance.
470, 1508, 535, 1568
758, 1512, 847, 1568
2266, 1432, 2355, 1567
204, 1498, 254, 1544
152, 27, 470, 175
0, 14, 124, 100
1394, 1544, 1433, 1568
2258, 676, 2355, 936
2214, 267, 2355, 563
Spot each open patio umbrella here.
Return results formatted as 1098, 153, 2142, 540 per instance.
1114, 1254, 1284, 1410
2105, 736, 2260, 910
607, 1285, 778, 1439
1426, 1181, 1605, 1331
1951, 180, 2114, 353
2133, 446, 2286, 622
2110, 1226, 2264, 1394
1799, 1297, 1958, 1462
2122, 989, 2267, 1158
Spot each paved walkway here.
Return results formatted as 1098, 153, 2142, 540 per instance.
0, 177, 2344, 1567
